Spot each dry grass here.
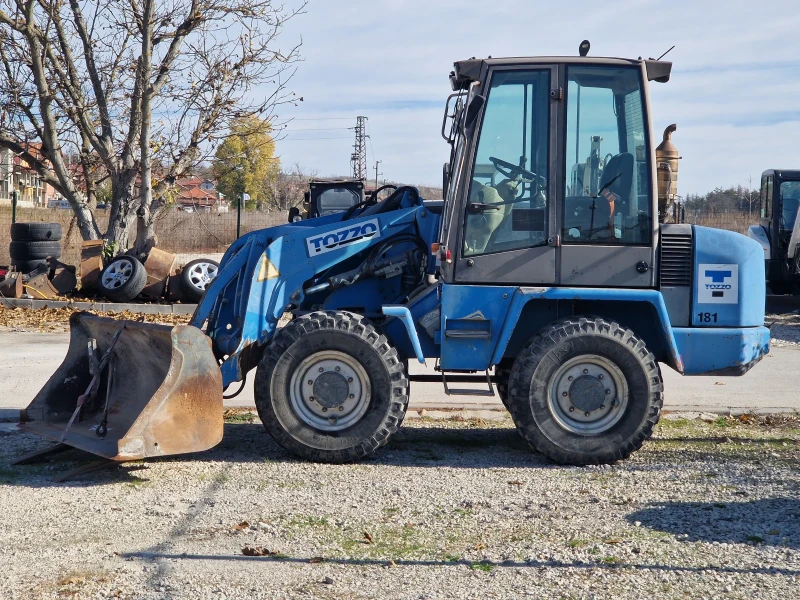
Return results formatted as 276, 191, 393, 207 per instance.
0, 206, 288, 267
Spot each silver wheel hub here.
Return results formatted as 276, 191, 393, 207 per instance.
188, 262, 218, 291
101, 260, 132, 289
289, 351, 371, 432
548, 355, 628, 435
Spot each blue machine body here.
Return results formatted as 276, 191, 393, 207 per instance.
190, 192, 769, 388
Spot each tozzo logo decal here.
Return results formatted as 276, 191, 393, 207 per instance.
305, 218, 381, 256
698, 264, 738, 305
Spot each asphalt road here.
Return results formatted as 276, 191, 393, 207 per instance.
2, 331, 798, 420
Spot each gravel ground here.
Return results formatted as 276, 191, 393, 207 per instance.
0, 415, 798, 600
767, 311, 800, 347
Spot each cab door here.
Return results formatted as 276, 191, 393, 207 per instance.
558, 63, 656, 287
453, 66, 558, 284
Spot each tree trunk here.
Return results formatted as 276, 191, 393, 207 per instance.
134, 0, 156, 255
104, 171, 139, 250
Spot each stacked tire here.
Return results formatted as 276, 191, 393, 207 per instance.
9, 222, 62, 273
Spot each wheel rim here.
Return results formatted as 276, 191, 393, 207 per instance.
289, 350, 371, 432
187, 262, 218, 291
547, 354, 629, 435
101, 259, 133, 289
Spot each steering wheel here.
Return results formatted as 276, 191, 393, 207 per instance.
489, 156, 540, 182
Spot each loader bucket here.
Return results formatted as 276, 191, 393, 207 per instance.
20, 313, 224, 461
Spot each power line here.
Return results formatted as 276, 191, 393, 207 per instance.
275, 127, 353, 132
279, 136, 353, 141
287, 117, 354, 121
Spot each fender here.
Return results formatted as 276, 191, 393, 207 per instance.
490, 287, 684, 373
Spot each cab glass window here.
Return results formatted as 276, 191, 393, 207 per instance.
779, 180, 800, 230
760, 176, 769, 219
317, 188, 361, 216
462, 69, 550, 257
563, 65, 651, 245
763, 176, 773, 220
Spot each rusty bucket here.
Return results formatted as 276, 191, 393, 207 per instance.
20, 313, 223, 461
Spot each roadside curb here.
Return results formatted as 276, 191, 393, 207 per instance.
0, 297, 197, 315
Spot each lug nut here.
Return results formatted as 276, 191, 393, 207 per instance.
348, 377, 353, 382
339, 406, 344, 411
568, 407, 574, 413
335, 366, 341, 372
562, 391, 568, 397
309, 396, 315, 402
349, 394, 355, 399
319, 367, 324, 372
307, 380, 313, 385
605, 389, 611, 395
583, 369, 588, 374
322, 407, 328, 412
568, 376, 573, 381
611, 399, 617, 406
600, 404, 605, 410
584, 411, 590, 417
598, 374, 604, 379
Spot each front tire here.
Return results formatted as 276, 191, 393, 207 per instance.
507, 316, 663, 465
254, 311, 408, 463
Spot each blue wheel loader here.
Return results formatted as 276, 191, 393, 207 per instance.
22, 50, 769, 466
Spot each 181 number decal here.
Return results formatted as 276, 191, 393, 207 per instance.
697, 312, 718, 323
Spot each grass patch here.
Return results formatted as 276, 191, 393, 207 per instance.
288, 515, 330, 528
601, 555, 620, 565
567, 539, 589, 548
223, 410, 257, 424
469, 560, 494, 572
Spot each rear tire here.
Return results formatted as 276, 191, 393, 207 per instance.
254, 310, 408, 463
99, 256, 147, 302
10, 222, 62, 242
507, 316, 662, 465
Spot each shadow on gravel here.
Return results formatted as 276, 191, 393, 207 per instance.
627, 499, 800, 549
0, 421, 547, 487
117, 550, 800, 577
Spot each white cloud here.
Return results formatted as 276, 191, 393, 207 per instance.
268, 0, 800, 194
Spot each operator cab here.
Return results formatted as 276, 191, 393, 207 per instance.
750, 169, 800, 293
439, 54, 671, 288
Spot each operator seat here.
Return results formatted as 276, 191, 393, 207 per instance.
463, 179, 519, 255
564, 152, 633, 242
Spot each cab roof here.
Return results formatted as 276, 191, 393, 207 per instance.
450, 56, 672, 91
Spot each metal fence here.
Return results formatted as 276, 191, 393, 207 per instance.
1, 206, 756, 269
0, 206, 288, 267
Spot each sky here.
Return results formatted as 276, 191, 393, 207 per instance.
268, 0, 800, 195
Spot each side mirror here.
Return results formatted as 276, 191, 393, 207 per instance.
463, 94, 485, 133
442, 162, 450, 198
288, 206, 300, 223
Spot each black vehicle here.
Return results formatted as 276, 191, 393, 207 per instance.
288, 179, 365, 222
748, 169, 800, 294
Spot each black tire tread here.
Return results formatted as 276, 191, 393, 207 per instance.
507, 316, 663, 466
99, 256, 147, 302
10, 222, 62, 242
10, 259, 48, 274
254, 310, 408, 463
9, 240, 62, 260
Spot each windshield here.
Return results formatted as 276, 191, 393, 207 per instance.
780, 181, 800, 231
317, 188, 361, 216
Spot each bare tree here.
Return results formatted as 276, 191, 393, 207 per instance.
0, 0, 304, 251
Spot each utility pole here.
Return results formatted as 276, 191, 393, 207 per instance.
374, 160, 382, 190
350, 116, 368, 180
